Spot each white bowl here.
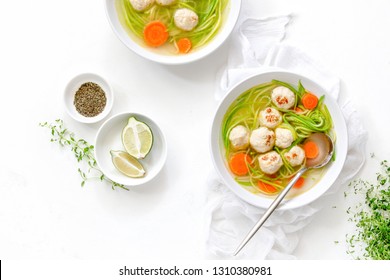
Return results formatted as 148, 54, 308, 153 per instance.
64, 73, 114, 124
210, 70, 348, 209
104, 0, 242, 65
95, 112, 167, 186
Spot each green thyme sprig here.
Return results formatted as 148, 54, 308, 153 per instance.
39, 119, 129, 191
346, 159, 390, 259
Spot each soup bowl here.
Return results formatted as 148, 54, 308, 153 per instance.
210, 71, 348, 209
104, 0, 242, 65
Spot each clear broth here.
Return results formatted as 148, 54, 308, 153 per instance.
115, 0, 230, 56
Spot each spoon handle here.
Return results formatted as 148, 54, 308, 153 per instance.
233, 167, 308, 256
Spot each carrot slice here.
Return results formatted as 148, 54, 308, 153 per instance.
258, 181, 278, 194
301, 92, 319, 110
143, 21, 168, 47
303, 141, 319, 159
295, 107, 304, 113
229, 153, 251, 176
293, 177, 305, 188
177, 38, 192, 53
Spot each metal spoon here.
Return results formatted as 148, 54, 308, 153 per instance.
233, 133, 334, 256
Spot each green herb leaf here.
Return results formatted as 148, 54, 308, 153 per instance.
40, 119, 129, 191
346, 159, 390, 260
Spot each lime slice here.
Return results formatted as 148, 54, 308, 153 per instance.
110, 150, 146, 178
121, 116, 153, 159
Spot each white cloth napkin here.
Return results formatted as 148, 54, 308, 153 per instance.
205, 3, 368, 260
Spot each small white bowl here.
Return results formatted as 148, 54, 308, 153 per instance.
95, 112, 167, 186
104, 0, 242, 65
64, 73, 114, 123
210, 70, 348, 210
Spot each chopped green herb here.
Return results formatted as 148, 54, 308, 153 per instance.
346, 160, 390, 259
40, 119, 128, 191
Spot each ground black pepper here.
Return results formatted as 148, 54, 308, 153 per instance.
74, 82, 107, 117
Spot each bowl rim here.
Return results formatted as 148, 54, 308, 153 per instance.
209, 70, 348, 209
104, 0, 242, 65
63, 72, 114, 124
95, 111, 168, 186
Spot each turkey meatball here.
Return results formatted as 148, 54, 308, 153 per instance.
259, 107, 282, 129
275, 128, 294, 149
129, 0, 154, 11
174, 8, 199, 31
284, 146, 305, 166
229, 125, 250, 150
249, 127, 275, 153
271, 86, 296, 109
258, 151, 283, 174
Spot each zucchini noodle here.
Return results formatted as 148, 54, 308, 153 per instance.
117, 0, 229, 52
283, 96, 332, 139
222, 80, 335, 196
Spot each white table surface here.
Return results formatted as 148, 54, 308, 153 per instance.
1, 0, 389, 260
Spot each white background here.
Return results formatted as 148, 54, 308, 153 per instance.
0, 0, 389, 260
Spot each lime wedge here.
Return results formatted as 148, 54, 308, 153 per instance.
121, 116, 153, 159
110, 150, 146, 178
